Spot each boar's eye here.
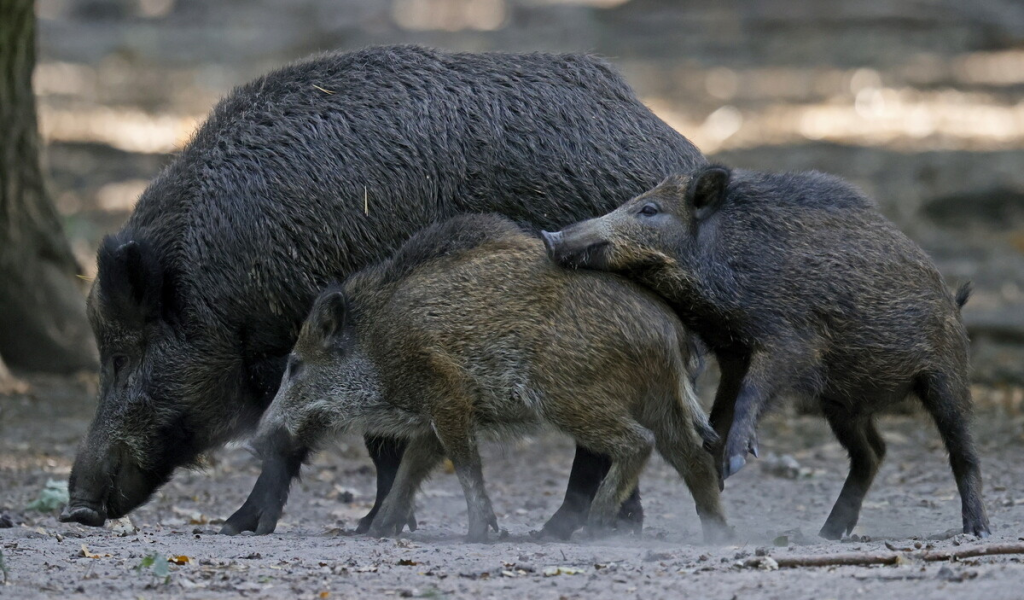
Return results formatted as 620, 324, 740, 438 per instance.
638, 203, 660, 217
111, 354, 129, 375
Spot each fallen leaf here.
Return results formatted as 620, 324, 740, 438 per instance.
542, 566, 584, 577
319, 592, 330, 599
169, 555, 190, 565
79, 544, 110, 559
397, 559, 419, 566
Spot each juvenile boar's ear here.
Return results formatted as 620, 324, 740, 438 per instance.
686, 165, 731, 220
96, 236, 163, 323
310, 290, 349, 344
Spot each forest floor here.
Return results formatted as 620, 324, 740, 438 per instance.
2, 375, 1024, 599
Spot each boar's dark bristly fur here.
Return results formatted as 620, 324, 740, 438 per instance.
63, 45, 706, 534
254, 214, 729, 543
544, 165, 991, 540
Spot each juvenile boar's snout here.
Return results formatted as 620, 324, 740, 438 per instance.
540, 230, 563, 255
541, 226, 609, 269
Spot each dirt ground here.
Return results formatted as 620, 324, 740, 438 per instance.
2, 376, 1024, 599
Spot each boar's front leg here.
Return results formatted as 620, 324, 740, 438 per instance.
358, 434, 417, 533
718, 352, 775, 480
221, 427, 308, 535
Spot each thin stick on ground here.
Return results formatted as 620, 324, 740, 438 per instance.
744, 542, 1024, 569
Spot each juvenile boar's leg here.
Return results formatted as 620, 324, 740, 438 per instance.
541, 447, 643, 539
358, 434, 414, 534
221, 429, 308, 535
650, 399, 730, 544
583, 426, 654, 534
368, 434, 444, 537
442, 428, 498, 543
917, 373, 991, 538
818, 407, 885, 540
708, 354, 749, 486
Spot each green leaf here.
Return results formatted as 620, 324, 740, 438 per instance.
25, 480, 69, 512
136, 552, 170, 581
152, 556, 170, 578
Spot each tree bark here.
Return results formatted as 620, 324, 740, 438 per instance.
0, 0, 97, 373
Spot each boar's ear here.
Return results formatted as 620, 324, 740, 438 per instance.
686, 165, 731, 220
96, 236, 164, 323
309, 289, 349, 345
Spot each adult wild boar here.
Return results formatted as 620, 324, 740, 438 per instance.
60, 45, 706, 538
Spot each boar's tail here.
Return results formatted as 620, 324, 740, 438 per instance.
955, 282, 973, 311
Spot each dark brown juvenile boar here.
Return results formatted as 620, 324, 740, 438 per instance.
252, 214, 729, 543
542, 165, 990, 540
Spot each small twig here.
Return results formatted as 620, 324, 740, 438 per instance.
744, 542, 1024, 569
364, 186, 369, 216
312, 84, 335, 95
921, 542, 1024, 562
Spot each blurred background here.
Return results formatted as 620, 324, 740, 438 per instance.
31, 0, 1024, 392
3, 2, 1024, 582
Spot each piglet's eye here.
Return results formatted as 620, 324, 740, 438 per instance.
639, 203, 660, 217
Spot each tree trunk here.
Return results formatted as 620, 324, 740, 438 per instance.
0, 0, 97, 373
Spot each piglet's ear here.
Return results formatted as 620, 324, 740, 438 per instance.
96, 236, 163, 323
685, 165, 731, 220
308, 289, 349, 345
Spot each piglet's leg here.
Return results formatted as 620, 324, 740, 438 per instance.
358, 435, 415, 533
721, 353, 775, 480
368, 434, 444, 537
708, 353, 750, 485
819, 409, 885, 539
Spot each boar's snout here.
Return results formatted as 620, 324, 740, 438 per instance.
541, 227, 609, 269
61, 439, 167, 526
60, 502, 106, 527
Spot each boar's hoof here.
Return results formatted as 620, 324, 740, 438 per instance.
965, 517, 991, 539
357, 511, 416, 535
817, 521, 847, 541
617, 495, 644, 535
59, 504, 106, 527
723, 454, 747, 479
537, 512, 583, 541
220, 504, 280, 536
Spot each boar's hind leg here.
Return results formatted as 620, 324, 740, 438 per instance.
650, 409, 730, 544
917, 373, 991, 538
358, 434, 414, 534
579, 425, 654, 535
818, 405, 884, 540
540, 447, 643, 540
221, 428, 308, 535
368, 434, 444, 537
